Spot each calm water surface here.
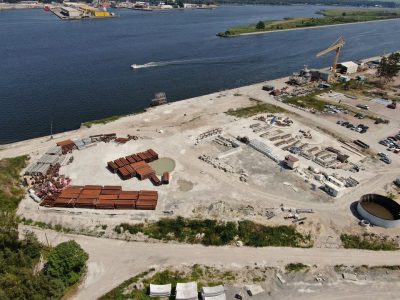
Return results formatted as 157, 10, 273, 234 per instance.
1, 5, 400, 143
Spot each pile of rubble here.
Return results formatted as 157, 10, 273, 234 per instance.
26, 163, 71, 202
198, 154, 235, 173
195, 128, 222, 145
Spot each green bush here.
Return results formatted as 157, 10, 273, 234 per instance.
45, 240, 88, 286
340, 234, 398, 251
115, 218, 311, 248
285, 263, 310, 272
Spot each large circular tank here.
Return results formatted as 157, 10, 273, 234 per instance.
357, 194, 400, 228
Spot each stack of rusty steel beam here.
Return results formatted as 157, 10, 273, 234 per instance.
75, 185, 102, 208
162, 172, 169, 185
53, 185, 82, 208
42, 185, 157, 210
56, 139, 76, 154
116, 191, 138, 209
107, 149, 159, 181
136, 190, 158, 210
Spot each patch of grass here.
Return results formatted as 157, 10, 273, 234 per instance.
0, 155, 28, 212
20, 217, 73, 233
283, 90, 327, 111
99, 269, 155, 300
285, 263, 310, 273
238, 220, 312, 248
340, 234, 399, 251
370, 265, 400, 270
226, 102, 286, 118
82, 115, 123, 128
221, 9, 400, 36
114, 217, 312, 248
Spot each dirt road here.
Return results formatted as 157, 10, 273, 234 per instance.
21, 226, 400, 300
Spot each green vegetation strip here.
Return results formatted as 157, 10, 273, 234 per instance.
82, 115, 124, 128
0, 155, 28, 212
285, 263, 310, 273
0, 156, 89, 299
114, 217, 312, 247
220, 9, 400, 36
226, 102, 286, 118
340, 234, 399, 251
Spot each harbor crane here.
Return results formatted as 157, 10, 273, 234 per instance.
316, 36, 345, 82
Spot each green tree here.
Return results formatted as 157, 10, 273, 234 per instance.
256, 21, 265, 30
44, 240, 88, 286
377, 53, 400, 84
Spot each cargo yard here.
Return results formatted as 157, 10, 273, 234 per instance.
0, 51, 394, 248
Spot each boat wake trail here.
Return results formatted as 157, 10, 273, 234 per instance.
130, 56, 251, 70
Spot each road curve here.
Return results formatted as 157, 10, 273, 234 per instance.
20, 225, 400, 300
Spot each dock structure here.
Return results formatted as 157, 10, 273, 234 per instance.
50, 3, 115, 20
151, 92, 168, 107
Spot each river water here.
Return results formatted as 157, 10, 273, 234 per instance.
1, 5, 399, 144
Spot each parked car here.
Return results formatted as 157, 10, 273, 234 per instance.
342, 122, 349, 127
262, 84, 275, 91
380, 157, 392, 164
336, 120, 343, 125
378, 152, 388, 158
355, 113, 366, 119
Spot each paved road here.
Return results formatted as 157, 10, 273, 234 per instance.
21, 226, 400, 300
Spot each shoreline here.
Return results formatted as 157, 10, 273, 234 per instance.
0, 3, 43, 10
222, 17, 400, 37
0, 52, 389, 157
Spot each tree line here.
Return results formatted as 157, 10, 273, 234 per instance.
0, 156, 88, 299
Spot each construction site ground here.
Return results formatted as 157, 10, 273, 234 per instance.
1, 68, 399, 298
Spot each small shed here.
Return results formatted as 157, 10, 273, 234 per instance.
149, 283, 171, 298
201, 285, 226, 300
338, 61, 359, 74
285, 155, 299, 169
176, 282, 198, 300
323, 181, 342, 197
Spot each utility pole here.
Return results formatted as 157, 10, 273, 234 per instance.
50, 120, 53, 140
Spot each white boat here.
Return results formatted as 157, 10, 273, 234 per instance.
131, 64, 139, 69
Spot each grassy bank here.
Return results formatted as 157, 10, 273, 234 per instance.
340, 234, 399, 251
219, 9, 400, 36
114, 217, 312, 247
226, 101, 286, 117
285, 263, 310, 273
0, 155, 28, 212
82, 115, 124, 128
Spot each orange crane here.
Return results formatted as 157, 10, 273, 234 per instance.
316, 36, 345, 82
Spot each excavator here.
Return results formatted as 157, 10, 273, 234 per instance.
316, 37, 346, 82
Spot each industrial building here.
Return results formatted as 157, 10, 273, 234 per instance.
60, 6, 82, 18
337, 61, 359, 75
322, 181, 342, 198
284, 154, 299, 169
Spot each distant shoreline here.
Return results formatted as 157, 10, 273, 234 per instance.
218, 9, 400, 37
225, 17, 400, 37
0, 3, 43, 10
